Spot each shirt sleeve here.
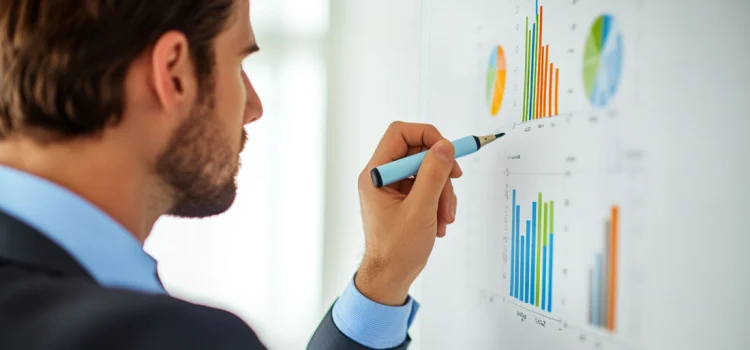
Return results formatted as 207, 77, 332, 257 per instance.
331, 278, 420, 349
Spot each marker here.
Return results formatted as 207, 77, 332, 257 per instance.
371, 133, 506, 187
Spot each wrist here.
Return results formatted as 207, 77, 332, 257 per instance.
355, 258, 412, 306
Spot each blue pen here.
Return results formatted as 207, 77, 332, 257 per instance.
370, 133, 506, 187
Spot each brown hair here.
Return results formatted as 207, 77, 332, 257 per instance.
0, 0, 236, 141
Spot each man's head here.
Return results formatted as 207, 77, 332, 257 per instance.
0, 0, 263, 219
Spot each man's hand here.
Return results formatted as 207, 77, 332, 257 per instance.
356, 122, 462, 306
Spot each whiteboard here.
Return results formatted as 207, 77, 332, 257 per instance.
417, 0, 750, 349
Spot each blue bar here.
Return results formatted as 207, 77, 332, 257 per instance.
547, 233, 554, 312
520, 235, 525, 302
515, 205, 520, 298
541, 245, 547, 310
530, 202, 537, 305
525, 220, 531, 303
510, 190, 516, 296
528, 25, 536, 121
593, 253, 602, 325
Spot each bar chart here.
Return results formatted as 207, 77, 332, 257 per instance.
521, 0, 561, 123
588, 206, 619, 332
509, 189, 555, 312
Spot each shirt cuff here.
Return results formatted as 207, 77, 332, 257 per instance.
332, 278, 420, 349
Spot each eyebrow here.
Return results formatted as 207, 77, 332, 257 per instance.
242, 43, 260, 56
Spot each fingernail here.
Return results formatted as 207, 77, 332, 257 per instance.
433, 142, 453, 163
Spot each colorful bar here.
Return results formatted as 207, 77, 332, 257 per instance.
601, 221, 610, 328
544, 46, 550, 116
588, 268, 593, 324
530, 202, 537, 305
520, 235, 525, 302
515, 205, 520, 298
555, 68, 559, 116
529, 24, 537, 121
547, 233, 554, 312
535, 202, 542, 306
522, 19, 530, 123
592, 254, 602, 326
548, 63, 554, 117
541, 234, 548, 310
510, 190, 516, 296
609, 206, 619, 331
550, 201, 555, 233
542, 46, 548, 117
536, 6, 544, 118
525, 220, 531, 303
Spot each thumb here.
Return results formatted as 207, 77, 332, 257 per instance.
407, 140, 455, 211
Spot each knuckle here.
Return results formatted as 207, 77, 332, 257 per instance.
387, 120, 405, 132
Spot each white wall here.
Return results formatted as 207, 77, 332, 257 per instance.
323, 0, 424, 346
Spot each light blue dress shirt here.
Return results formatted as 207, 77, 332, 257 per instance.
0, 164, 419, 349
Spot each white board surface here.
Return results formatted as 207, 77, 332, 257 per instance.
417, 0, 750, 349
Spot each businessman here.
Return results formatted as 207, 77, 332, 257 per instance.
0, 1, 462, 349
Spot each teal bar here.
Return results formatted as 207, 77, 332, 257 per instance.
522, 18, 530, 122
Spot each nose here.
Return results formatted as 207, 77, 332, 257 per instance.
242, 70, 263, 125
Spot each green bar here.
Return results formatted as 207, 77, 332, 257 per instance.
539, 202, 548, 304
522, 18, 530, 123
535, 194, 543, 306
544, 202, 551, 246
550, 201, 555, 234
531, 14, 539, 119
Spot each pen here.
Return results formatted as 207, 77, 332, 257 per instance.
370, 133, 506, 187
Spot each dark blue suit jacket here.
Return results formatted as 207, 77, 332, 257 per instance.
0, 210, 409, 350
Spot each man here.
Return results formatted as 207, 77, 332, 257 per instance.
0, 1, 461, 349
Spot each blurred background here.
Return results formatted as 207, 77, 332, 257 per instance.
145, 1, 424, 349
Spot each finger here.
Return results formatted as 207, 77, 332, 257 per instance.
367, 122, 447, 169
437, 222, 447, 238
450, 162, 463, 179
386, 145, 427, 192
406, 140, 456, 212
398, 178, 416, 195
437, 179, 456, 225
438, 195, 456, 239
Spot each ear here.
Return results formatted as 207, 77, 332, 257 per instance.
150, 31, 197, 116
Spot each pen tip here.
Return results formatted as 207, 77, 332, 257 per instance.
495, 133, 506, 138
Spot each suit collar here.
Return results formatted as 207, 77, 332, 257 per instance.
0, 210, 93, 280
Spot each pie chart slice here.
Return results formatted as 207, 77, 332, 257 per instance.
583, 14, 623, 107
486, 46, 507, 116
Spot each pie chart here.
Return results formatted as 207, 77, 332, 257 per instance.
486, 46, 507, 116
583, 14, 624, 107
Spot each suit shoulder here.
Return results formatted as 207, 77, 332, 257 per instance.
0, 269, 265, 350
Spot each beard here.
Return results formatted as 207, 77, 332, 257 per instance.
156, 82, 246, 218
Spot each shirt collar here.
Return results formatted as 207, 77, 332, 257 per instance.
0, 164, 165, 294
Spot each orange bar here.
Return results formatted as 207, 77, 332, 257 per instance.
555, 68, 559, 115
608, 206, 619, 331
535, 46, 544, 119
539, 7, 544, 54
548, 63, 554, 118
536, 6, 544, 118
543, 45, 549, 117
